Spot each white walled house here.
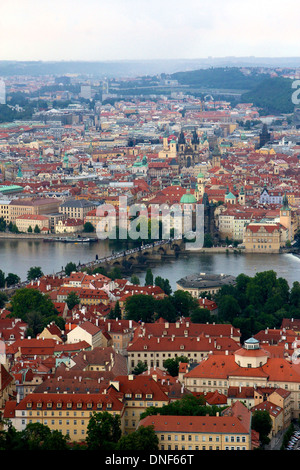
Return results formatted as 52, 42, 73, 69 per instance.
66, 321, 102, 349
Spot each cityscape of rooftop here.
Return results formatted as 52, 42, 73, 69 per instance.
0, 0, 300, 458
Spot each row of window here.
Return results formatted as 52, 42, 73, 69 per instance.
160, 434, 246, 443
24, 420, 86, 435
160, 445, 247, 450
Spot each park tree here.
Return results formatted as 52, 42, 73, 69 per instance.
155, 276, 172, 295
171, 290, 199, 317
27, 266, 43, 281
0, 217, 6, 232
66, 291, 80, 310
190, 307, 211, 323
109, 300, 122, 319
145, 268, 153, 286
20, 422, 69, 450
9, 288, 57, 328
64, 262, 77, 276
0, 292, 8, 309
217, 294, 241, 323
125, 294, 156, 323
154, 297, 177, 323
83, 221, 95, 233
0, 269, 5, 288
5, 273, 20, 287
116, 425, 159, 451
86, 411, 121, 451
108, 266, 123, 280
130, 274, 140, 285
34, 224, 40, 233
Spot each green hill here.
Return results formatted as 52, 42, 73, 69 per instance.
171, 67, 264, 90
240, 76, 295, 115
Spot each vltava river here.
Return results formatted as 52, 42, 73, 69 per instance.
0, 239, 300, 290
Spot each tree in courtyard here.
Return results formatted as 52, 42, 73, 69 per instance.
132, 361, 148, 375
163, 356, 189, 377
154, 297, 177, 323
66, 291, 80, 310
108, 300, 121, 319
125, 294, 156, 323
9, 288, 57, 324
251, 410, 272, 446
20, 422, 69, 450
190, 307, 211, 323
86, 411, 121, 451
171, 290, 199, 317
116, 425, 159, 451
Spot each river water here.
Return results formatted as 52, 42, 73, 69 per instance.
0, 239, 300, 290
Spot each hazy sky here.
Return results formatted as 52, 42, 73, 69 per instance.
0, 0, 300, 61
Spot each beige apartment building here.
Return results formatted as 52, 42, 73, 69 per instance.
0, 199, 10, 223
15, 214, 50, 232
8, 198, 60, 223
9, 389, 125, 442
139, 400, 252, 450
59, 199, 97, 220
127, 335, 240, 373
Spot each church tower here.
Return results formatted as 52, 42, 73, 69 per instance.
280, 192, 292, 241
195, 171, 205, 201
238, 186, 245, 205
178, 130, 186, 152
191, 128, 199, 152
212, 145, 221, 168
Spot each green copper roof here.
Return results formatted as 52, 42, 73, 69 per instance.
180, 190, 197, 204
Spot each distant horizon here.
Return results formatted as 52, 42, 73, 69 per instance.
1, 56, 300, 63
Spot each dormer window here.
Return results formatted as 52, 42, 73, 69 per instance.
97, 402, 102, 409
47, 402, 52, 409
37, 402, 42, 409
67, 402, 72, 409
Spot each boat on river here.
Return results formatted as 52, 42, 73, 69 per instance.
44, 237, 98, 243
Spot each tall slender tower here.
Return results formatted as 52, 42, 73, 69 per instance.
280, 192, 292, 241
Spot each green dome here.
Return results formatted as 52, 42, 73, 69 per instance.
180, 190, 197, 204
197, 172, 204, 178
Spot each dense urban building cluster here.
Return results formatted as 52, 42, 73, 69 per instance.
0, 67, 300, 451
